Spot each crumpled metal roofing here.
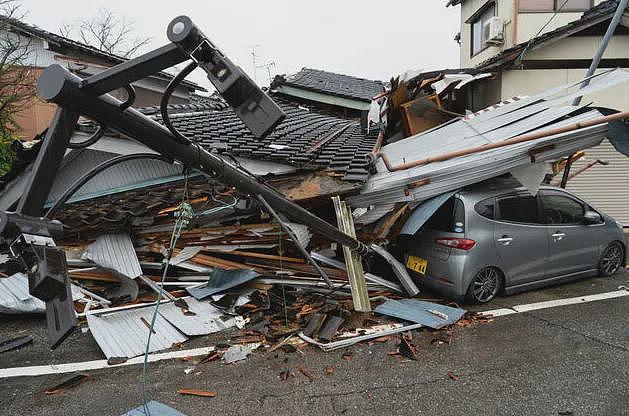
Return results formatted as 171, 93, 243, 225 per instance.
0, 273, 87, 314
375, 299, 466, 329
0, 273, 45, 314
349, 69, 629, 208
82, 233, 143, 279
158, 298, 240, 336
86, 306, 188, 359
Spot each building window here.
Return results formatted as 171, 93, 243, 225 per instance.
519, 0, 592, 12
470, 3, 496, 56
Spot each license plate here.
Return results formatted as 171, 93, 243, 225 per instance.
406, 255, 427, 275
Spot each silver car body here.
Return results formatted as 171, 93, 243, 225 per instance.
403, 178, 626, 301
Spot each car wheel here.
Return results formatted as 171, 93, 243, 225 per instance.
466, 267, 503, 304
599, 242, 624, 277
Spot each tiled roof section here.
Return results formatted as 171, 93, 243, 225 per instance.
476, 0, 626, 70
139, 97, 228, 116
276, 68, 384, 102
160, 98, 377, 182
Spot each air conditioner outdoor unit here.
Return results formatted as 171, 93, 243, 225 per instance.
483, 16, 504, 45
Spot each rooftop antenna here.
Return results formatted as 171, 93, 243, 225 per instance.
249, 44, 261, 82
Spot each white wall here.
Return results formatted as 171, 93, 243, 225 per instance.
457, 0, 608, 68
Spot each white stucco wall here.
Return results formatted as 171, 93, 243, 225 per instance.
457, 0, 608, 68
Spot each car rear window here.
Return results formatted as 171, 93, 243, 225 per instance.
497, 195, 540, 223
425, 197, 465, 232
474, 197, 495, 219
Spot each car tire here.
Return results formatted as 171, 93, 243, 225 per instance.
466, 267, 503, 304
598, 241, 624, 277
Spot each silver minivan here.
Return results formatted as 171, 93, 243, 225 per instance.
403, 178, 626, 303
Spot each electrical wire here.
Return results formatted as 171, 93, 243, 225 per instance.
160, 61, 199, 144
140, 173, 191, 415
516, 0, 571, 64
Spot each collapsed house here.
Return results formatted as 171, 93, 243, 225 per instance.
1, 61, 628, 360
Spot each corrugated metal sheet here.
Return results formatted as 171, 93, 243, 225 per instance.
350, 69, 629, 209
186, 269, 259, 300
86, 306, 187, 359
374, 299, 466, 329
567, 139, 629, 225
82, 234, 143, 279
0, 273, 45, 314
47, 149, 184, 204
400, 191, 457, 235
159, 298, 240, 336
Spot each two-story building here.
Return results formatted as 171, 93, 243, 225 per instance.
448, 0, 629, 224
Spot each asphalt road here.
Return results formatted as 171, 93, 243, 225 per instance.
1, 270, 628, 416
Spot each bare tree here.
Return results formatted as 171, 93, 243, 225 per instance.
60, 8, 152, 59
0, 0, 36, 151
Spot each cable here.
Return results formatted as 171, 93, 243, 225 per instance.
516, 0, 571, 64
67, 124, 106, 149
140, 179, 192, 415
119, 84, 137, 110
160, 61, 198, 144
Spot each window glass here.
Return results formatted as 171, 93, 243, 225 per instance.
474, 198, 495, 219
470, 4, 495, 55
519, 0, 554, 11
425, 197, 465, 232
519, 0, 590, 12
560, 0, 591, 11
541, 194, 585, 224
497, 195, 540, 223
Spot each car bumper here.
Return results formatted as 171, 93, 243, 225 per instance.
406, 254, 469, 300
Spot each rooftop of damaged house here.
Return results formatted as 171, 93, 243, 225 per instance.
2, 2, 629, 415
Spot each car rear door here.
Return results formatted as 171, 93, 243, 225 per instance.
493, 193, 549, 285
539, 190, 600, 277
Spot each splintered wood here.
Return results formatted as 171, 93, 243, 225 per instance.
332, 196, 371, 312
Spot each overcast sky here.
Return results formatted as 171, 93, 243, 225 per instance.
19, 0, 461, 88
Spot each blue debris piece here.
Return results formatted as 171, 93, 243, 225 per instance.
186, 268, 260, 300
374, 299, 466, 329
121, 401, 187, 416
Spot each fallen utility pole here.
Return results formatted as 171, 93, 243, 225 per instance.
561, 0, 629, 187
1, 15, 370, 348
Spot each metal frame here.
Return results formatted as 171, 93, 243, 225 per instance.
3, 15, 368, 347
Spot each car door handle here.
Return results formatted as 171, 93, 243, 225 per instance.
497, 237, 514, 245
552, 232, 566, 241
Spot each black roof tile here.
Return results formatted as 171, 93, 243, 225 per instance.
149, 96, 379, 182
273, 68, 384, 102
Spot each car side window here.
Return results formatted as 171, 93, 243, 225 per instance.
474, 197, 495, 219
497, 194, 541, 224
540, 193, 585, 225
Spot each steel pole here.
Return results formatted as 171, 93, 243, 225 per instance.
562, 0, 629, 187
37, 64, 366, 252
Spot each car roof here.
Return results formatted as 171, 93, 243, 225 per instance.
456, 176, 568, 203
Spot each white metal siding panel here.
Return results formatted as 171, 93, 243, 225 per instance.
566, 139, 629, 225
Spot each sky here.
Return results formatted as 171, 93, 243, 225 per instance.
18, 0, 461, 88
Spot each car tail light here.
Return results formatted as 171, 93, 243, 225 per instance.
434, 237, 476, 250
